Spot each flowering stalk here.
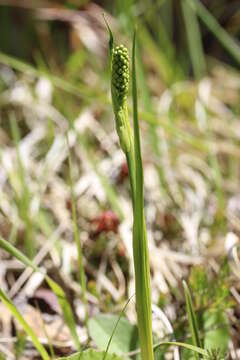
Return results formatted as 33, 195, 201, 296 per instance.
110, 44, 136, 202
107, 19, 154, 360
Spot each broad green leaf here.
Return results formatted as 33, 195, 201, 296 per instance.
58, 349, 124, 360
89, 314, 138, 355
0, 288, 50, 360
203, 310, 230, 353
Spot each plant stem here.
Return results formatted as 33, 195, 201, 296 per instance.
131, 30, 154, 360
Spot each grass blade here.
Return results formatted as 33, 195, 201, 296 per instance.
188, 0, 240, 65
10, 116, 35, 259
154, 341, 206, 356
102, 295, 134, 360
77, 133, 124, 221
181, 0, 206, 79
132, 29, 154, 360
127, 340, 207, 357
0, 51, 107, 104
0, 288, 50, 360
0, 236, 81, 351
67, 135, 88, 332
183, 280, 202, 359
137, 21, 174, 84
103, 13, 114, 57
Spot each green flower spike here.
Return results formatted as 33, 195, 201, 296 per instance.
111, 45, 132, 154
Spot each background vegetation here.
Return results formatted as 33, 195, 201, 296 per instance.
0, 0, 240, 359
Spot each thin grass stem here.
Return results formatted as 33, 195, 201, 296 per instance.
66, 134, 89, 334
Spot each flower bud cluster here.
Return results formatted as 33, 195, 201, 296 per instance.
111, 45, 129, 101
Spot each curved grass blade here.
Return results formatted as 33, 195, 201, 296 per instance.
0, 236, 81, 351
183, 280, 202, 360
154, 341, 207, 357
0, 288, 50, 360
132, 29, 154, 360
126, 341, 207, 357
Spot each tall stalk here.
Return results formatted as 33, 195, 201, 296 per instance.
131, 31, 154, 360
106, 17, 154, 359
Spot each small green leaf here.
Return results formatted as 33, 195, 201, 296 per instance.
58, 349, 124, 360
89, 314, 138, 355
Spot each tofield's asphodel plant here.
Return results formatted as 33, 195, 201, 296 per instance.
105, 16, 154, 360
110, 43, 136, 198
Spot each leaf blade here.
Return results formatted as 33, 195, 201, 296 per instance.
0, 288, 50, 360
183, 280, 202, 360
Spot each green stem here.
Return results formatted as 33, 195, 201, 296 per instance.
131, 30, 154, 360
126, 139, 136, 207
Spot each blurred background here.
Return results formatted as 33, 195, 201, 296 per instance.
0, 0, 240, 359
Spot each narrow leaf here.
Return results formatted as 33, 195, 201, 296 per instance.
58, 349, 124, 360
0, 236, 81, 351
103, 13, 114, 58
183, 280, 202, 360
181, 0, 206, 79
102, 296, 134, 360
153, 341, 207, 356
188, 0, 240, 65
0, 288, 50, 360
67, 135, 88, 331
132, 29, 154, 360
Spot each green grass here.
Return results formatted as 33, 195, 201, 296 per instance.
0, 2, 239, 359
10, 115, 35, 259
0, 235, 81, 352
0, 288, 50, 360
67, 134, 89, 332
188, 0, 240, 65
183, 280, 202, 360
